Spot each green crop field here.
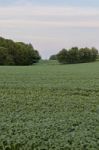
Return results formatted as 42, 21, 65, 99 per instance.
0, 61, 99, 150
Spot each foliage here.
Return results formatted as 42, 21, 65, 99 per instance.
57, 48, 68, 64
49, 54, 57, 60
0, 37, 41, 65
38, 60, 59, 65
0, 62, 99, 149
67, 47, 79, 63
57, 47, 98, 64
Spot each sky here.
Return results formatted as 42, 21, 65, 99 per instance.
0, 0, 99, 59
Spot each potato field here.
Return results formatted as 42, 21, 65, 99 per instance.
0, 61, 99, 150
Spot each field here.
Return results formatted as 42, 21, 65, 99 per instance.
0, 61, 99, 150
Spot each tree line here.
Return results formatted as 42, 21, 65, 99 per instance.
0, 37, 41, 65
0, 37, 98, 65
50, 47, 98, 64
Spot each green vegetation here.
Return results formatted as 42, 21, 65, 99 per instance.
56, 47, 98, 64
0, 37, 41, 65
0, 61, 99, 149
49, 54, 57, 60
0, 37, 98, 66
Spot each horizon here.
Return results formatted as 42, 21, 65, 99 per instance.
0, 0, 99, 59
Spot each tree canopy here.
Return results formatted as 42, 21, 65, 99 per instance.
49, 54, 57, 60
0, 37, 41, 65
57, 47, 98, 64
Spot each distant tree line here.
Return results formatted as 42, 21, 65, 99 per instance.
50, 47, 98, 64
49, 55, 57, 60
0, 37, 41, 65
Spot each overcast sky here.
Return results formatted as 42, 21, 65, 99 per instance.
0, 0, 99, 59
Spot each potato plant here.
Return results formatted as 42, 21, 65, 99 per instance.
0, 61, 99, 149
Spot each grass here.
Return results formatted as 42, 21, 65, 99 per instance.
0, 61, 99, 149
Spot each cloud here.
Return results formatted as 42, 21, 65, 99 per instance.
0, 4, 99, 58
0, 5, 99, 26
